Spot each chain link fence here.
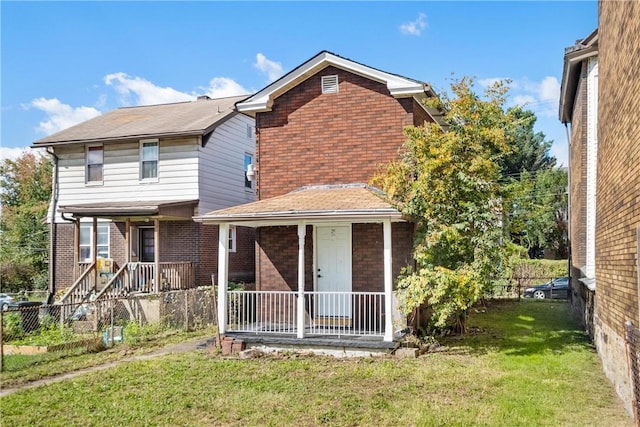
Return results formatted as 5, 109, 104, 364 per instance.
484, 275, 569, 300
1, 287, 218, 372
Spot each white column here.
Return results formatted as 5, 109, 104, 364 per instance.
217, 224, 230, 334
383, 220, 394, 342
297, 222, 306, 339
154, 219, 160, 293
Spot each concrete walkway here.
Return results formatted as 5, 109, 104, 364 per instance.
0, 338, 208, 398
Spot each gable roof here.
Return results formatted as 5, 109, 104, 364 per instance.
194, 184, 405, 227
236, 50, 444, 126
559, 29, 598, 123
32, 95, 248, 147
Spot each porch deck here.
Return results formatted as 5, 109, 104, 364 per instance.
208, 331, 401, 356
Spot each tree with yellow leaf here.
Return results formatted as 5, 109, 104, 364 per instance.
373, 77, 517, 333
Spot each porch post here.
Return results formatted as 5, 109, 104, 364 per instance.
92, 217, 98, 291
297, 222, 306, 339
217, 223, 229, 334
154, 219, 160, 293
125, 218, 131, 263
383, 220, 394, 342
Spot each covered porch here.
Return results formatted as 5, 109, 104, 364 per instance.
195, 184, 412, 343
56, 200, 198, 320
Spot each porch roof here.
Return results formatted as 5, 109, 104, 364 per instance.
58, 199, 198, 220
194, 184, 406, 226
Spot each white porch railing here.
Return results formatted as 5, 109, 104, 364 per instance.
226, 290, 385, 337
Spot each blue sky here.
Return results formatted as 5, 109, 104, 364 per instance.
1, 1, 597, 165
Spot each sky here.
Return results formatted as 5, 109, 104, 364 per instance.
1, 1, 598, 166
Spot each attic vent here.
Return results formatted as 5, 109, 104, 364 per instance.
322, 75, 339, 94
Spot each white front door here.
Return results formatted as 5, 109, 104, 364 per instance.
316, 225, 352, 319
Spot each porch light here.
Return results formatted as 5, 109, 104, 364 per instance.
246, 163, 255, 182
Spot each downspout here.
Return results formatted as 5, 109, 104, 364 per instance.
45, 148, 59, 304
47, 148, 78, 303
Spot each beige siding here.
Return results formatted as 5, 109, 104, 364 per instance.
198, 114, 256, 214
53, 138, 199, 223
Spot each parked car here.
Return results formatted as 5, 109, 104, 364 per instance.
0, 293, 16, 311
523, 277, 570, 299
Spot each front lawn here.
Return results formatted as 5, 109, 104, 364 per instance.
0, 300, 631, 426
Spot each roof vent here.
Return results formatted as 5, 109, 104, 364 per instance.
321, 75, 339, 94
197, 95, 211, 101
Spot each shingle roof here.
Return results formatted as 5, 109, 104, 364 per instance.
195, 184, 404, 225
32, 95, 248, 147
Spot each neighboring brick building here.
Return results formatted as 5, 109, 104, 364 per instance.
592, 1, 640, 415
559, 29, 598, 338
197, 51, 444, 343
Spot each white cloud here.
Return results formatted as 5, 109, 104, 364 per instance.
104, 72, 194, 106
202, 77, 250, 98
539, 76, 560, 102
400, 13, 427, 36
27, 98, 101, 136
0, 146, 30, 162
254, 53, 284, 83
512, 94, 536, 106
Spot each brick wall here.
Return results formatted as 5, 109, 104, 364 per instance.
568, 60, 592, 334
594, 0, 640, 415
255, 66, 428, 199
255, 223, 413, 293
53, 220, 255, 292
596, 0, 640, 338
569, 68, 588, 275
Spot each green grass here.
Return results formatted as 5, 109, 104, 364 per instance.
0, 301, 632, 427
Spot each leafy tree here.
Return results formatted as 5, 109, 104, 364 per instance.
0, 151, 52, 291
499, 107, 556, 177
503, 168, 568, 258
372, 77, 515, 333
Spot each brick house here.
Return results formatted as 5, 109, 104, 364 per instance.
32, 96, 256, 315
559, 29, 598, 338
196, 51, 444, 347
561, 2, 640, 415
592, 1, 640, 416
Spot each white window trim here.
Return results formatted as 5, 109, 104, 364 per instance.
244, 153, 254, 191
79, 222, 110, 262
229, 226, 237, 253
139, 139, 159, 182
85, 144, 104, 186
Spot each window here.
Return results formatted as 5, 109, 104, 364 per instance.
229, 226, 236, 253
244, 153, 253, 189
246, 123, 254, 139
86, 145, 103, 183
321, 75, 338, 94
140, 140, 158, 180
79, 223, 110, 262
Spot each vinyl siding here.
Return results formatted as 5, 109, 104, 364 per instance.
197, 114, 255, 214
51, 115, 256, 223
52, 137, 200, 223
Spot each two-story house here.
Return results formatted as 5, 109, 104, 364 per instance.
196, 51, 444, 351
32, 95, 256, 317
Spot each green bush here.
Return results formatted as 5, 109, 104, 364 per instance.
2, 312, 24, 341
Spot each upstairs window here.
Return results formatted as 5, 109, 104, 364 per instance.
86, 145, 103, 183
244, 153, 254, 189
322, 75, 339, 94
140, 139, 158, 180
79, 223, 110, 262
